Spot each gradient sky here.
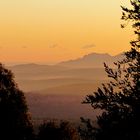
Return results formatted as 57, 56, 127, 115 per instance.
0, 0, 133, 64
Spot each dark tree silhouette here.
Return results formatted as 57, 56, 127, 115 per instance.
38, 121, 59, 140
0, 63, 33, 140
82, 0, 140, 140
38, 120, 80, 140
78, 118, 95, 140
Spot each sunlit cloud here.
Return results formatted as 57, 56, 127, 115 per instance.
82, 44, 96, 49
48, 44, 58, 48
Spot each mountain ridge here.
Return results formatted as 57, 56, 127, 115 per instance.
58, 52, 124, 68
9, 52, 124, 69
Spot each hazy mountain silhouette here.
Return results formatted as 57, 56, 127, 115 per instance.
7, 53, 123, 119
8, 52, 122, 92
9, 53, 124, 70
58, 53, 124, 68
10, 63, 67, 73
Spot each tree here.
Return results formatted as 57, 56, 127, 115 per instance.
38, 121, 59, 140
78, 118, 95, 140
82, 0, 140, 140
0, 63, 33, 140
38, 120, 80, 140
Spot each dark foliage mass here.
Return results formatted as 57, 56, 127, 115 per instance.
0, 63, 33, 140
37, 121, 79, 140
81, 0, 140, 140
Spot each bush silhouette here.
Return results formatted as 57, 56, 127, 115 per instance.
0, 63, 33, 140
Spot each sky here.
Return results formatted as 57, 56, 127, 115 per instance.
0, 0, 133, 64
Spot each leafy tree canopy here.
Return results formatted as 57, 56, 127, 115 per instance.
0, 63, 33, 140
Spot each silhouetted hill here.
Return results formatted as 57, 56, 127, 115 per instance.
7, 53, 123, 119
10, 63, 67, 72
8, 52, 123, 92
58, 53, 124, 68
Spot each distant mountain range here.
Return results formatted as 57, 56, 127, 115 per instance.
9, 52, 124, 69
58, 52, 124, 68
7, 52, 124, 92
7, 52, 124, 119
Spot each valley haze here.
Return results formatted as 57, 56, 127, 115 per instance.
7, 52, 124, 120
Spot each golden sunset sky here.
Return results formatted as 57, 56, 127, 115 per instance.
0, 0, 132, 64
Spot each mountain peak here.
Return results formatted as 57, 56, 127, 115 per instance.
59, 52, 123, 68
82, 52, 111, 59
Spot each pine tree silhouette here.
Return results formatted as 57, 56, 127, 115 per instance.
82, 1, 140, 140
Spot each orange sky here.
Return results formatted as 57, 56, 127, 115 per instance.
0, 0, 133, 64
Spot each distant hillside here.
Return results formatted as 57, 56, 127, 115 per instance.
58, 52, 124, 68
9, 53, 124, 71
6, 52, 123, 120
10, 63, 67, 73
8, 52, 123, 92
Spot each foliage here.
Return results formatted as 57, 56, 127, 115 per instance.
78, 117, 96, 140
37, 120, 80, 140
0, 63, 33, 140
81, 0, 140, 140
